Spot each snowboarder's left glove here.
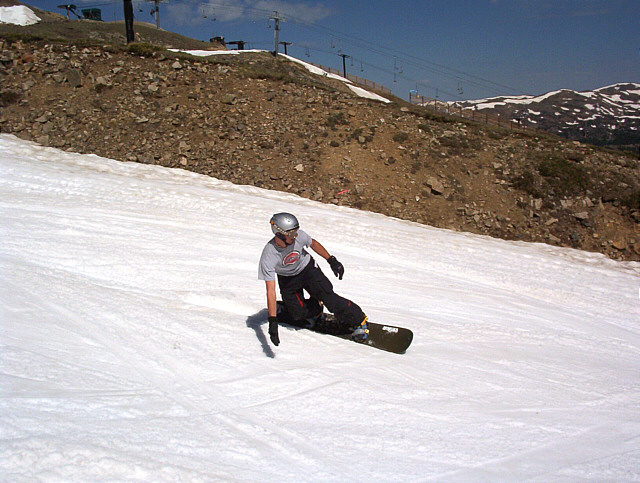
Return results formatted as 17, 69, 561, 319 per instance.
268, 316, 280, 346
328, 256, 344, 280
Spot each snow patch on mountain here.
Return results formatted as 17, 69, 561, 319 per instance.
451, 83, 640, 146
0, 5, 40, 25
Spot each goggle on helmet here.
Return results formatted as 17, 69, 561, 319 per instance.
270, 212, 299, 239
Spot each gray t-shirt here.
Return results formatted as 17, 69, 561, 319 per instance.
258, 229, 313, 281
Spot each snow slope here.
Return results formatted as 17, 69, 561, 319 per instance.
1, 134, 639, 481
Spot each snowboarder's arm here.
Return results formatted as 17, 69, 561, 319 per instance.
310, 239, 344, 279
265, 280, 278, 317
310, 239, 331, 260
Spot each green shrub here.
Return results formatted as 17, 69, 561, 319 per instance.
393, 132, 409, 143
624, 188, 640, 210
0, 33, 44, 43
127, 43, 162, 57
537, 156, 589, 195
0, 90, 20, 107
326, 111, 348, 129
512, 170, 542, 197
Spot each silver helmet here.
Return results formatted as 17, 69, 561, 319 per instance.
270, 212, 299, 238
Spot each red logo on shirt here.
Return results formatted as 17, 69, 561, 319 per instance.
283, 251, 300, 265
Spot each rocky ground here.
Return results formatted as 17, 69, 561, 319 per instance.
1, 36, 639, 261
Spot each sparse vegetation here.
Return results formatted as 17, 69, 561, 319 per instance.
393, 132, 409, 143
512, 170, 542, 198
126, 42, 163, 58
537, 156, 589, 196
0, 90, 20, 107
624, 189, 640, 210
326, 111, 349, 129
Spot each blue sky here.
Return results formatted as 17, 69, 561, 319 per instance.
22, 0, 640, 101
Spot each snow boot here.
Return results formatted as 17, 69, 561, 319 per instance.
304, 298, 323, 329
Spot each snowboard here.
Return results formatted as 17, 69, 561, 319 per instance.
276, 301, 413, 354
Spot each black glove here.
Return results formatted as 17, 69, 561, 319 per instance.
328, 256, 344, 280
268, 315, 280, 346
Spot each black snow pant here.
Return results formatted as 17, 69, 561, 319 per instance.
278, 259, 366, 328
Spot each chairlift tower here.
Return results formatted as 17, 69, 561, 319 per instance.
279, 41, 291, 55
270, 11, 281, 56
146, 0, 167, 29
57, 4, 80, 19
123, 0, 134, 43
338, 53, 350, 78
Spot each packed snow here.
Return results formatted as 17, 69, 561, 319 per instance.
171, 49, 391, 104
0, 5, 40, 26
1, 133, 640, 481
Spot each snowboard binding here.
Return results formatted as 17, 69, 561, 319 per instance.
351, 317, 369, 342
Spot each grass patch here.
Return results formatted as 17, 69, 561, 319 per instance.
127, 42, 163, 57
0, 90, 21, 107
537, 156, 589, 195
623, 188, 640, 210
393, 132, 409, 143
0, 32, 45, 43
326, 111, 349, 129
512, 170, 543, 198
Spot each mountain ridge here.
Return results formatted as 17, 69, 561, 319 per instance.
451, 83, 640, 153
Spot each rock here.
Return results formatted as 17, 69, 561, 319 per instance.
612, 238, 627, 251
67, 69, 83, 87
426, 176, 445, 195
172, 61, 182, 70
35, 135, 49, 145
548, 234, 561, 244
221, 93, 236, 105
294, 163, 304, 172
573, 212, 589, 220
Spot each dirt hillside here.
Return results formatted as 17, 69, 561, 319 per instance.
1, 20, 638, 261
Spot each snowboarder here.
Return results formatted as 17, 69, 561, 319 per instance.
258, 212, 368, 346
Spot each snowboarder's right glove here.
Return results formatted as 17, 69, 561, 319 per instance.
268, 316, 280, 346
328, 256, 344, 280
